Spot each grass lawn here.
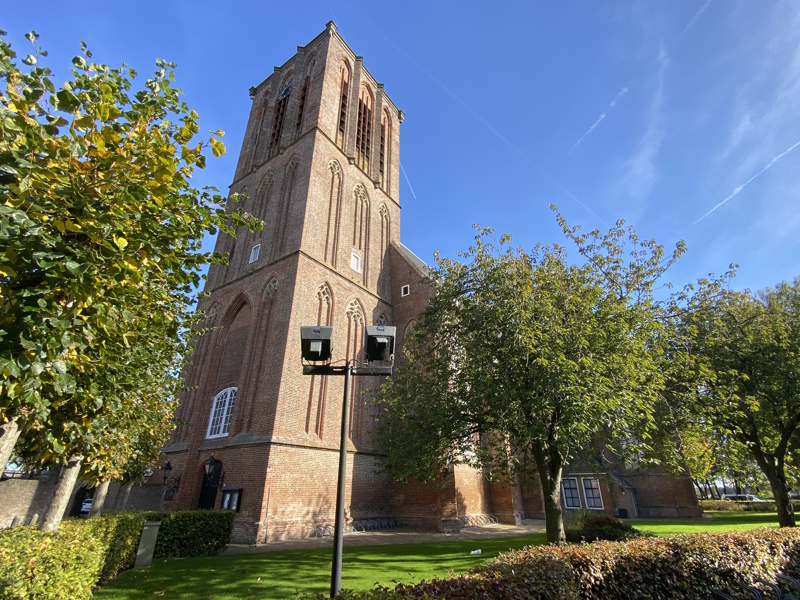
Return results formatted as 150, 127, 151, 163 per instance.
630, 510, 780, 536
95, 512, 781, 600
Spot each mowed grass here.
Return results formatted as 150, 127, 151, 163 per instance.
95, 512, 780, 600
94, 533, 547, 600
630, 510, 780, 536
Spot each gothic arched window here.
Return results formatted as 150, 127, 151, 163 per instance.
206, 387, 237, 439
345, 299, 365, 440
355, 86, 374, 172
268, 75, 292, 158
379, 110, 392, 193
352, 184, 370, 286
325, 161, 343, 266
307, 283, 333, 437
336, 62, 350, 149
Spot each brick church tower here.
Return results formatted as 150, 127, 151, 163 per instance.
161, 22, 700, 544
162, 22, 432, 543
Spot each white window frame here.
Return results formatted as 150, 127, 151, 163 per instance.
582, 477, 604, 509
350, 252, 361, 273
206, 387, 237, 439
249, 244, 261, 264
401, 285, 410, 297
221, 488, 242, 512
561, 477, 582, 509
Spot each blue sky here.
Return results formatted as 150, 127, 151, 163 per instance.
4, 1, 800, 293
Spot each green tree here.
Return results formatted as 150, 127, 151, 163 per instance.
374, 215, 684, 542
670, 276, 800, 526
0, 31, 258, 528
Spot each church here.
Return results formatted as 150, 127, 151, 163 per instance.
162, 22, 700, 544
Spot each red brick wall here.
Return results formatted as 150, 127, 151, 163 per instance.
0, 475, 164, 528
454, 464, 492, 517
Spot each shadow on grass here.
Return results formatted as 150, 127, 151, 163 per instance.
94, 533, 548, 600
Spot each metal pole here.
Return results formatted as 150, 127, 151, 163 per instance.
330, 361, 352, 598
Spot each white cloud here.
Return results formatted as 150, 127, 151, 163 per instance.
620, 45, 668, 201
701, 1, 800, 225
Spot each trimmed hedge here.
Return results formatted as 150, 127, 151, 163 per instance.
0, 524, 105, 600
0, 510, 235, 600
699, 499, 799, 512
325, 528, 800, 599
152, 509, 235, 558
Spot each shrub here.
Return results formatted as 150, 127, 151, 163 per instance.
0, 522, 105, 600
699, 499, 742, 511
152, 510, 235, 558
564, 510, 650, 543
61, 512, 149, 583
699, 499, 799, 512
332, 528, 800, 599
0, 510, 235, 599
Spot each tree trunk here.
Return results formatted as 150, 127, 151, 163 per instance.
764, 466, 795, 527
88, 480, 110, 518
0, 417, 21, 472
41, 455, 83, 531
116, 481, 133, 510
692, 479, 706, 500
531, 444, 565, 543
749, 447, 796, 527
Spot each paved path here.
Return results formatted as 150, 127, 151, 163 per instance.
223, 519, 547, 554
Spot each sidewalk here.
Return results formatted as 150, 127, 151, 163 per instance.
223, 519, 547, 554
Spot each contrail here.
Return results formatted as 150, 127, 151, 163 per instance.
550, 179, 607, 226
683, 0, 713, 34
571, 85, 629, 150
609, 85, 629, 108
375, 29, 603, 225
692, 138, 800, 226
571, 113, 606, 150
400, 162, 417, 200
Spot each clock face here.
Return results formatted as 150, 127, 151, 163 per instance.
278, 80, 293, 101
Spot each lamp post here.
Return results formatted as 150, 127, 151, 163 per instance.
300, 324, 395, 598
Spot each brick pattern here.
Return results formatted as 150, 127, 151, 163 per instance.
165, 23, 419, 543
0, 475, 164, 528
161, 22, 701, 544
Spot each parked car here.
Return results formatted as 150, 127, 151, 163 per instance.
80, 498, 93, 516
721, 494, 767, 502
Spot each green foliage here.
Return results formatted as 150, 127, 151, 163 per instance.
152, 510, 235, 558
0, 522, 105, 599
700, 499, 800, 513
701, 499, 752, 511
0, 510, 234, 598
331, 529, 800, 599
668, 276, 800, 527
564, 510, 651, 543
374, 214, 684, 542
0, 30, 259, 498
51, 512, 147, 583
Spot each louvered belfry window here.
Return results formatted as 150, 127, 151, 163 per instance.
355, 88, 373, 172
336, 65, 349, 148
268, 80, 291, 158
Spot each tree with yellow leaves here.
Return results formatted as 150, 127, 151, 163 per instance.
0, 31, 258, 529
